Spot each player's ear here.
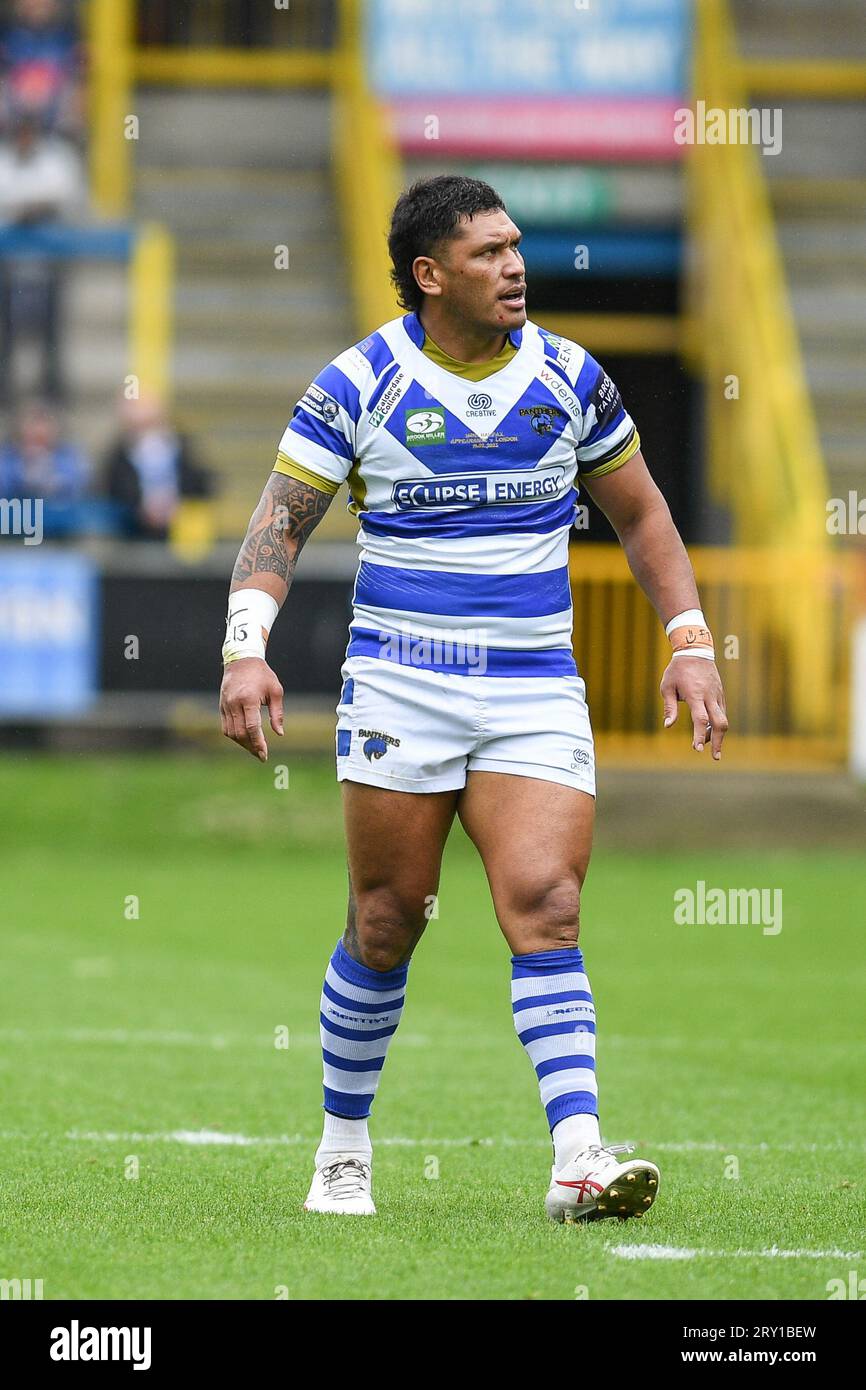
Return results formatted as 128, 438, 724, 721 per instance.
413, 256, 442, 297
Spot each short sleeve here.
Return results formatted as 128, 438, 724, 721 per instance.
274, 360, 361, 496
575, 352, 641, 480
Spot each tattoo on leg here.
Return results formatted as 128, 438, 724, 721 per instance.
231, 472, 331, 589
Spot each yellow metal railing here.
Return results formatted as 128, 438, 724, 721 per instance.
687, 0, 835, 733
133, 47, 334, 87
333, 0, 402, 335
86, 0, 134, 216
129, 223, 175, 401
689, 0, 829, 549
86, 2, 175, 411
572, 545, 856, 767
737, 59, 866, 100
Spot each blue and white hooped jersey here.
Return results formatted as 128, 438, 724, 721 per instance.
274, 312, 640, 677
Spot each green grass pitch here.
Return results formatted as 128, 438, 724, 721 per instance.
0, 754, 863, 1301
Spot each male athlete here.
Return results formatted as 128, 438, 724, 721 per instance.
219, 176, 727, 1223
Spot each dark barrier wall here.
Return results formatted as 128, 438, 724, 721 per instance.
101, 568, 355, 699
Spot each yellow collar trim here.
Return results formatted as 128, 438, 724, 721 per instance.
420, 332, 518, 382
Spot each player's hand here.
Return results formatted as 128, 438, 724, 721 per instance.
660, 656, 728, 760
219, 657, 284, 762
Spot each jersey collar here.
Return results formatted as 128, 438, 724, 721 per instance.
403, 311, 523, 353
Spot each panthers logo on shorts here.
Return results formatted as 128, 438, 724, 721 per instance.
360, 729, 401, 762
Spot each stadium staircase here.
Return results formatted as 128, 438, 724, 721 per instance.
732, 0, 866, 530
131, 87, 358, 540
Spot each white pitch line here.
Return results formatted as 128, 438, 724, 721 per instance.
610, 1243, 863, 1261
51, 1130, 866, 1155
61, 1130, 516, 1148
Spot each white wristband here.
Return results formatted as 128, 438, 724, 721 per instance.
671, 647, 716, 661
222, 588, 279, 665
665, 608, 706, 636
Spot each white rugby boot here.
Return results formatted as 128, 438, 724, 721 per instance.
303, 1155, 376, 1215
545, 1142, 660, 1224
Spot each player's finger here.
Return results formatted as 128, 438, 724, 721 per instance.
661, 676, 678, 728
224, 700, 247, 745
688, 699, 711, 752
242, 701, 268, 761
219, 700, 230, 739
267, 684, 284, 737
707, 699, 729, 760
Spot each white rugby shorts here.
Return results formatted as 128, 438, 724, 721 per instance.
334, 656, 595, 796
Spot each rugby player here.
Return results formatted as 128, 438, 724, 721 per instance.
219, 176, 728, 1222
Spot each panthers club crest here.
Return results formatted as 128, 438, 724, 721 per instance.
360, 728, 401, 761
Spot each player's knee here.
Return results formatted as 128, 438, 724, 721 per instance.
350, 888, 426, 971
519, 875, 582, 948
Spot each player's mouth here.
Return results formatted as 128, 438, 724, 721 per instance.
499, 285, 526, 310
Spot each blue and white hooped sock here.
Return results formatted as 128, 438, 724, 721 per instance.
316, 939, 408, 1161
511, 947, 601, 1165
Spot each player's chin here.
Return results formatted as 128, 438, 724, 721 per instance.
494, 295, 527, 325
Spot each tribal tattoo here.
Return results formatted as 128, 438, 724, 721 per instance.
231, 471, 332, 590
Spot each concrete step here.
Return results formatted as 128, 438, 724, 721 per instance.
760, 104, 866, 181
779, 217, 866, 258
136, 186, 337, 246
791, 281, 866, 339
732, 0, 866, 60
137, 164, 333, 210
175, 307, 347, 347
172, 343, 338, 388
771, 178, 866, 217
804, 353, 866, 397
131, 90, 333, 170
175, 237, 344, 276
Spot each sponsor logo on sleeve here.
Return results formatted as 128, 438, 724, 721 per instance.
368, 369, 406, 428
300, 383, 340, 424
593, 371, 622, 428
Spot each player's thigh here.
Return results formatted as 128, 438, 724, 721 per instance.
342, 779, 458, 931
457, 771, 595, 952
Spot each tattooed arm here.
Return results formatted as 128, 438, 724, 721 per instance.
220, 470, 334, 760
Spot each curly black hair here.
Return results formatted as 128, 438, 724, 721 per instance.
387, 174, 507, 314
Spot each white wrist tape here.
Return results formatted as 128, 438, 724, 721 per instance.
671, 647, 716, 661
222, 588, 279, 665
665, 608, 706, 637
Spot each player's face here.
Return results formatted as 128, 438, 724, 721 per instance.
432, 210, 527, 333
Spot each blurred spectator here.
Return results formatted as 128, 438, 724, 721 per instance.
0, 396, 88, 501
103, 394, 215, 540
0, 108, 85, 403
0, 0, 83, 141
